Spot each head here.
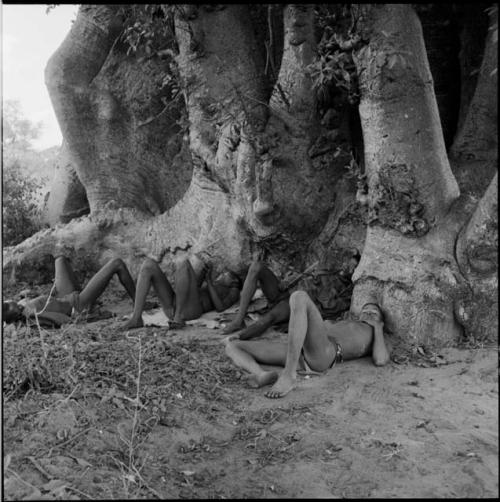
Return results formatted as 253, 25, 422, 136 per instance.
2, 301, 24, 324
359, 303, 384, 323
216, 270, 242, 289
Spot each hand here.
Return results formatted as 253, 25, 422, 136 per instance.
363, 319, 384, 330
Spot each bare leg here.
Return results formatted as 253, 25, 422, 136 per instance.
54, 256, 80, 296
172, 258, 204, 324
78, 258, 136, 312
225, 339, 287, 388
124, 258, 174, 329
237, 300, 290, 340
266, 290, 337, 399
222, 260, 283, 334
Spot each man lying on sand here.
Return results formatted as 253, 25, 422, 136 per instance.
123, 257, 241, 330
224, 290, 390, 398
3, 255, 136, 327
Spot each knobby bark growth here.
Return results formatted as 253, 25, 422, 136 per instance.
4, 3, 497, 348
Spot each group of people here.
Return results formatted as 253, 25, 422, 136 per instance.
3, 253, 390, 398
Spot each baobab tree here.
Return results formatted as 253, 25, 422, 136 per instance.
4, 4, 497, 347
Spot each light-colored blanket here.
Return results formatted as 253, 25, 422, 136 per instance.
139, 289, 267, 329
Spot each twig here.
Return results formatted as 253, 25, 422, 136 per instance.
26, 456, 52, 480
282, 260, 320, 290
137, 91, 181, 127
125, 334, 143, 494
131, 464, 163, 499
65, 485, 93, 499
6, 467, 39, 492
31, 281, 57, 360
47, 426, 93, 456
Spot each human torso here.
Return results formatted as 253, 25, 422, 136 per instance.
22, 293, 75, 317
323, 319, 374, 360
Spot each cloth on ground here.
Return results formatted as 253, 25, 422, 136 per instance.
140, 289, 268, 328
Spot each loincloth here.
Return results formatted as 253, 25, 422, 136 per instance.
297, 339, 343, 375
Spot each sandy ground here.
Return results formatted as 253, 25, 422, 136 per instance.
3, 296, 498, 499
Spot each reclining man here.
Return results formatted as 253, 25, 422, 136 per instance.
224, 290, 390, 398
221, 253, 358, 341
123, 257, 241, 330
3, 255, 136, 327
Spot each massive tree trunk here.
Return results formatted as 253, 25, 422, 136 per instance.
349, 3, 494, 347
4, 3, 496, 348
43, 141, 89, 225
45, 4, 192, 215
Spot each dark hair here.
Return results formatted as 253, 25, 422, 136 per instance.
361, 302, 384, 322
223, 270, 242, 289
2, 301, 23, 324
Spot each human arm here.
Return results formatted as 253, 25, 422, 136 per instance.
364, 319, 391, 366
207, 281, 240, 312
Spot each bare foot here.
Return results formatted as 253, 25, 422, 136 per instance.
123, 317, 144, 330
222, 319, 246, 335
265, 373, 296, 398
245, 371, 279, 388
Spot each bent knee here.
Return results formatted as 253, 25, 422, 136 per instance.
289, 290, 311, 307
140, 257, 159, 273
110, 257, 126, 270
248, 260, 265, 276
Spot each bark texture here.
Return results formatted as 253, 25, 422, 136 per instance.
4, 3, 497, 348
45, 5, 192, 215
351, 4, 466, 346
44, 142, 89, 225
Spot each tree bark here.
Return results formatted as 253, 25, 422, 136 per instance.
454, 172, 498, 342
351, 4, 464, 347
45, 5, 192, 214
44, 141, 89, 225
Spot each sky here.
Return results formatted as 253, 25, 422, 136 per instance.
2, 4, 78, 150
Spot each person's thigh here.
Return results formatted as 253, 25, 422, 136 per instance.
175, 259, 204, 320
293, 292, 336, 369
54, 257, 80, 296
235, 340, 288, 366
269, 299, 291, 323
78, 259, 120, 310
257, 265, 282, 302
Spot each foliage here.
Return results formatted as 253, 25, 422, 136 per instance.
118, 5, 186, 128
2, 100, 46, 246
118, 4, 177, 58
3, 100, 41, 150
3, 160, 44, 246
309, 5, 364, 108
